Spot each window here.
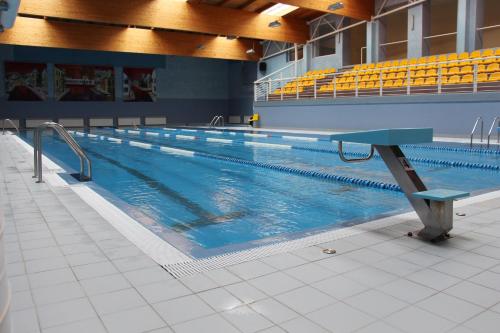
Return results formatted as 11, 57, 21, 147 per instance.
287, 45, 304, 62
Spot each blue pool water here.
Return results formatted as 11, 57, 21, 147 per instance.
22, 128, 500, 257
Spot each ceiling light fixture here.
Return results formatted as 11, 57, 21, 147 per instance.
246, 41, 256, 55
226, 35, 238, 40
261, 3, 299, 17
328, 2, 344, 11
196, 44, 205, 50
268, 20, 282, 28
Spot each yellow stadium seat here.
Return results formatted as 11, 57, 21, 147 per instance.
360, 64, 369, 70
478, 64, 487, 73
370, 74, 380, 81
482, 49, 494, 57
393, 79, 404, 87
381, 61, 392, 68
360, 75, 370, 82
448, 67, 460, 75
438, 54, 448, 63
338, 77, 347, 84
384, 80, 394, 88
486, 63, 500, 72
396, 71, 407, 79
367, 63, 375, 69
408, 58, 418, 67
427, 55, 438, 63
445, 75, 461, 85
353, 65, 361, 71
461, 74, 474, 84
460, 66, 473, 74
489, 72, 500, 82
417, 57, 428, 64
358, 82, 367, 89
415, 70, 427, 78
413, 78, 425, 86
366, 81, 375, 89
346, 76, 355, 83
426, 69, 437, 77
494, 49, 500, 56
424, 77, 436, 85
477, 73, 488, 82
387, 72, 397, 80
470, 50, 482, 59
399, 59, 408, 66
458, 52, 470, 60
446, 53, 459, 67
375, 63, 384, 69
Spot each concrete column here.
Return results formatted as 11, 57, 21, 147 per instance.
0, 211, 12, 333
339, 19, 352, 67
302, 43, 312, 73
457, 0, 484, 53
407, 2, 430, 58
366, 20, 385, 63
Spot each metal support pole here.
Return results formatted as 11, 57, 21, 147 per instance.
473, 63, 478, 93
375, 145, 453, 240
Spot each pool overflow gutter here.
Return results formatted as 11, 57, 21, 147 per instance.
333, 129, 470, 242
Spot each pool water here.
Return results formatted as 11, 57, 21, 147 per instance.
21, 128, 500, 257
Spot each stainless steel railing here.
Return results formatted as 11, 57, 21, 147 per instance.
487, 116, 500, 148
1, 119, 19, 135
254, 55, 500, 102
33, 122, 92, 183
209, 115, 224, 127
470, 116, 484, 147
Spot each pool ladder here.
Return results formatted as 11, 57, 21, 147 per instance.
487, 117, 500, 149
470, 117, 483, 147
1, 118, 19, 135
209, 115, 224, 127
33, 122, 92, 183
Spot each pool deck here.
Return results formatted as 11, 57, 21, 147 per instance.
2, 133, 500, 333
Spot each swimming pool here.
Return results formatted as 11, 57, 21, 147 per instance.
21, 127, 500, 257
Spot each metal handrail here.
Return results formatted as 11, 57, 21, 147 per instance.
254, 54, 500, 102
487, 116, 500, 148
2, 119, 19, 135
470, 116, 484, 147
33, 122, 92, 183
338, 141, 375, 163
209, 115, 224, 127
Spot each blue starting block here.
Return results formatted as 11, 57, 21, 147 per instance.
332, 128, 470, 242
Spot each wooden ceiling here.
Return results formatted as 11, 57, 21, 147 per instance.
0, 0, 374, 61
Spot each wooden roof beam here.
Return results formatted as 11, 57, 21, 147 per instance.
18, 0, 309, 44
276, 0, 374, 21
0, 17, 262, 61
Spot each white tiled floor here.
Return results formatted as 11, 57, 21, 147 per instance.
2, 134, 500, 333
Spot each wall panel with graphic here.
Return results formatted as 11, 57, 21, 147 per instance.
5, 62, 48, 101
54, 64, 114, 101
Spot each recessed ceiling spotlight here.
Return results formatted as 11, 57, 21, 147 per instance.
246, 48, 256, 55
328, 2, 344, 11
268, 20, 282, 28
196, 44, 205, 50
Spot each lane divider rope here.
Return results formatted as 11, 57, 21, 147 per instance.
75, 131, 402, 192
112, 128, 500, 172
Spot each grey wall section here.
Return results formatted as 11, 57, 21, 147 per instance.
0, 45, 256, 125
254, 93, 500, 136
229, 61, 257, 117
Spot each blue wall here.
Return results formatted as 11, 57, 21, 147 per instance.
254, 93, 500, 136
0, 45, 256, 125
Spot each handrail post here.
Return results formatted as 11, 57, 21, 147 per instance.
438, 67, 442, 94
407, 67, 411, 95
333, 75, 337, 99
473, 63, 478, 93
314, 77, 317, 99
